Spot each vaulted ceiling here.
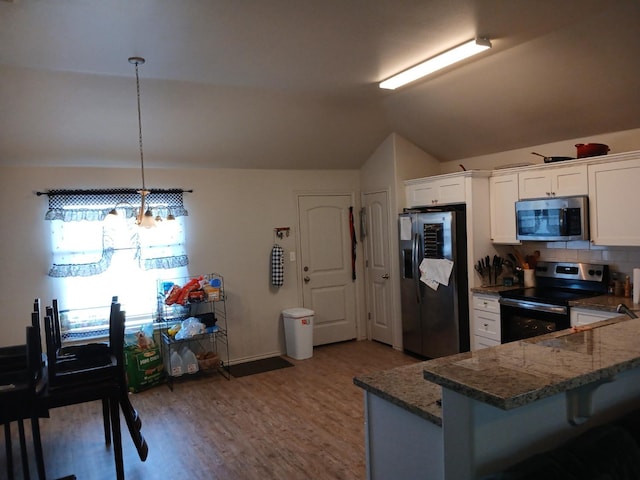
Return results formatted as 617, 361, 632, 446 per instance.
1, 1, 638, 170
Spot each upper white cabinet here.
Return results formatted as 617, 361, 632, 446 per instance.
405, 174, 466, 207
588, 157, 640, 246
489, 172, 520, 244
518, 165, 588, 199
405, 151, 640, 249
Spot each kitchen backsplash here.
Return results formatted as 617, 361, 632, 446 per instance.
519, 241, 640, 280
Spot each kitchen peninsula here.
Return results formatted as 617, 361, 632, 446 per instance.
355, 314, 640, 479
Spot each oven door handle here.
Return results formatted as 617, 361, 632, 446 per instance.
499, 297, 568, 315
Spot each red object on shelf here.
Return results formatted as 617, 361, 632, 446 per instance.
575, 143, 609, 158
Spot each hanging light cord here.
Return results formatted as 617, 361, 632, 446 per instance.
132, 58, 146, 192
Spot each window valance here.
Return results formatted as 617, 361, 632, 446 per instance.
40, 188, 191, 278
39, 188, 190, 222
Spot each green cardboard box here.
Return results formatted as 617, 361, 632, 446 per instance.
124, 346, 164, 393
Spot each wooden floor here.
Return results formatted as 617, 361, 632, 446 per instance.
3, 340, 418, 480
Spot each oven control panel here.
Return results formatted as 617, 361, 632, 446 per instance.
535, 261, 607, 282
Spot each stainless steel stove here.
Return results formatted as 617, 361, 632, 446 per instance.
499, 261, 609, 342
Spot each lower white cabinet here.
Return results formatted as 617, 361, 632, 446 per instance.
570, 307, 621, 327
474, 335, 500, 350
472, 293, 501, 349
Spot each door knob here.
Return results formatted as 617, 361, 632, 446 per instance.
381, 273, 390, 279
304, 276, 310, 283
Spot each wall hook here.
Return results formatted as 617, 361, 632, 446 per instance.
274, 227, 290, 239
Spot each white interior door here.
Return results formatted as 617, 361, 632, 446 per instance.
298, 194, 357, 345
363, 191, 393, 345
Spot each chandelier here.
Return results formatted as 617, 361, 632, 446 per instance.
108, 56, 172, 227
130, 56, 157, 228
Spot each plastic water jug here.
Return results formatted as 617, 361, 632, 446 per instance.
180, 346, 199, 374
170, 350, 184, 377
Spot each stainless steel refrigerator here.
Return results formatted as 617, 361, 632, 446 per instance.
399, 205, 469, 358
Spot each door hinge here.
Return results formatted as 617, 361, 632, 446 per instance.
368, 312, 371, 320
365, 259, 369, 268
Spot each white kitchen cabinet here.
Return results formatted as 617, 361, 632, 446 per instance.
405, 174, 466, 207
489, 172, 520, 244
474, 335, 500, 350
518, 164, 587, 199
570, 307, 621, 327
588, 157, 640, 246
472, 293, 501, 349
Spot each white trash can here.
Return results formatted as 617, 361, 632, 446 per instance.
282, 307, 314, 360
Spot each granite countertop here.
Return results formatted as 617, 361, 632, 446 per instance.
354, 296, 640, 425
470, 285, 517, 295
570, 294, 640, 313
471, 287, 640, 314
422, 315, 640, 410
353, 362, 443, 426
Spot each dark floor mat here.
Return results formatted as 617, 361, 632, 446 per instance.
230, 356, 293, 378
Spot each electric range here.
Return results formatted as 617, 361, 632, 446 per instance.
499, 261, 609, 342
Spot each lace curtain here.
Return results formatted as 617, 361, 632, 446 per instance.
44, 189, 189, 278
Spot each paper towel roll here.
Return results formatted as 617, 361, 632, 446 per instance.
633, 268, 640, 304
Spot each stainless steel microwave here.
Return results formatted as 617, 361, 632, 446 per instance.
515, 195, 589, 241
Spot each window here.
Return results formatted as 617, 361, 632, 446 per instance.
44, 189, 190, 339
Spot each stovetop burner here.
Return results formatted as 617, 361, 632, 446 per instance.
500, 261, 609, 306
500, 287, 601, 306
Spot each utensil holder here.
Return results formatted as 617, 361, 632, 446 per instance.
524, 269, 536, 287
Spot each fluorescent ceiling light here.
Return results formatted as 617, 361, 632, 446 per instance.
379, 38, 492, 90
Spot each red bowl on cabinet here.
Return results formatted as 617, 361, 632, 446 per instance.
575, 143, 610, 158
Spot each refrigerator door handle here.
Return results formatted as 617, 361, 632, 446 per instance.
412, 232, 421, 303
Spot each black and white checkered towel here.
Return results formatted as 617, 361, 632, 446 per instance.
271, 244, 284, 287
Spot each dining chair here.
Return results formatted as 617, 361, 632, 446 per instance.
0, 299, 43, 374
42, 305, 127, 480
0, 301, 47, 479
0, 322, 46, 480
44, 297, 146, 450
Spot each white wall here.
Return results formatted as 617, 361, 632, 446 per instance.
502, 241, 640, 287
0, 166, 363, 359
360, 133, 437, 349
360, 135, 398, 347
439, 127, 640, 173
4, 128, 637, 352
393, 134, 440, 212
439, 127, 640, 284
360, 132, 438, 212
